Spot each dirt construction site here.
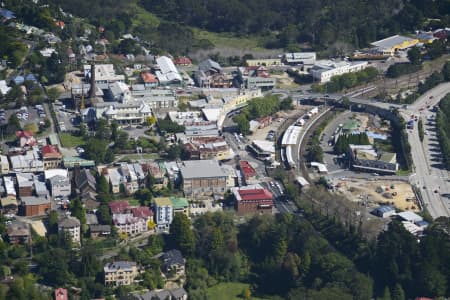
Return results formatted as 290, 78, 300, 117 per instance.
335, 178, 419, 212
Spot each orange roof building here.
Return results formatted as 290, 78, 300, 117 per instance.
42, 145, 62, 169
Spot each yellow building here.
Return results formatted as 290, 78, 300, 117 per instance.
246, 58, 282, 67
370, 35, 419, 56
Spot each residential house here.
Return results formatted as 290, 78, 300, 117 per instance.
170, 197, 189, 216
0, 155, 10, 174
104, 261, 138, 287
21, 196, 50, 216
74, 168, 97, 202
140, 71, 158, 88
45, 169, 71, 198
16, 131, 37, 148
174, 56, 192, 66
232, 185, 274, 215
89, 224, 111, 239
153, 197, 173, 231
54, 288, 68, 300
58, 216, 81, 244
105, 167, 122, 194
129, 288, 188, 300
179, 160, 228, 197
142, 162, 167, 190
109, 201, 152, 235
161, 249, 186, 278
7, 222, 30, 244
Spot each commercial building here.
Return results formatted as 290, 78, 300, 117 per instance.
45, 169, 71, 198
58, 216, 81, 244
131, 88, 178, 110
98, 101, 152, 125
180, 136, 234, 161
170, 197, 189, 216
247, 140, 276, 161
348, 144, 398, 174
233, 185, 274, 215
154, 197, 173, 231
372, 205, 396, 218
245, 58, 282, 67
195, 59, 233, 88
21, 196, 50, 216
9, 148, 44, 173
283, 52, 316, 66
104, 261, 138, 287
310, 60, 368, 83
83, 64, 125, 90
179, 160, 228, 197
370, 35, 419, 56
155, 56, 182, 85
239, 161, 257, 185
42, 145, 63, 169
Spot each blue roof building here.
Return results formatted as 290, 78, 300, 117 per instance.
0, 9, 16, 20
25, 73, 38, 83
372, 205, 395, 218
11, 75, 24, 85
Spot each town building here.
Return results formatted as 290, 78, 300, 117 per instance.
348, 144, 398, 174
370, 35, 419, 56
45, 169, 71, 198
195, 59, 233, 88
0, 155, 10, 174
129, 288, 188, 300
9, 148, 44, 172
139, 71, 159, 88
154, 197, 173, 231
283, 52, 317, 67
372, 205, 396, 218
3, 176, 16, 198
174, 56, 192, 66
58, 216, 81, 244
232, 185, 274, 215
106, 81, 131, 102
155, 56, 182, 85
170, 197, 189, 216
97, 101, 152, 125
104, 261, 138, 287
180, 136, 234, 161
239, 161, 258, 185
247, 140, 276, 161
161, 249, 186, 278
142, 161, 167, 190
245, 58, 282, 66
7, 222, 30, 244
179, 160, 228, 197
237, 66, 276, 90
109, 201, 152, 236
21, 196, 50, 216
310, 60, 368, 83
131, 88, 178, 110
15, 130, 37, 148
89, 224, 111, 239
83, 64, 125, 89
42, 145, 63, 169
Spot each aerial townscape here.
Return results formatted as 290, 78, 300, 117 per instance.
0, 1, 450, 300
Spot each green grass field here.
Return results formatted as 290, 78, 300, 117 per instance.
206, 282, 266, 300
193, 29, 267, 51
59, 133, 85, 148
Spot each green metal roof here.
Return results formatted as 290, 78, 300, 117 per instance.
63, 156, 95, 168
170, 197, 189, 209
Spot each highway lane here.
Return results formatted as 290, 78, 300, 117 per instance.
400, 83, 450, 218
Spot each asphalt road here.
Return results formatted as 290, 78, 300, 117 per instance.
400, 83, 450, 218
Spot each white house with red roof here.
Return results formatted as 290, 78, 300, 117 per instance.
16, 131, 36, 148
109, 201, 153, 235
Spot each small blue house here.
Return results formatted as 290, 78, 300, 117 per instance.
25, 73, 38, 83
11, 75, 24, 85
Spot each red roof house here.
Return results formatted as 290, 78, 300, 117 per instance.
54, 288, 68, 300
42, 145, 63, 169
131, 206, 153, 218
16, 130, 37, 148
174, 56, 192, 66
140, 71, 158, 84
109, 200, 130, 214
